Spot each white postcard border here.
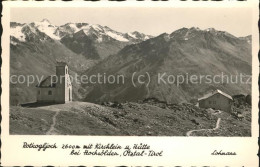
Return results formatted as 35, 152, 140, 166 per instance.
1, 1, 259, 166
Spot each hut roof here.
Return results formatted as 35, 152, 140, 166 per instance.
198, 89, 233, 101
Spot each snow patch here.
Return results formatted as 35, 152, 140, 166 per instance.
205, 28, 216, 32
82, 29, 92, 36
127, 32, 137, 39
105, 31, 129, 42
184, 31, 191, 40
79, 24, 104, 33
144, 36, 150, 40
96, 37, 103, 42
10, 26, 26, 41
91, 24, 103, 32
81, 24, 130, 42
34, 21, 60, 40
128, 32, 151, 41
80, 26, 91, 33
68, 23, 80, 32
11, 40, 18, 45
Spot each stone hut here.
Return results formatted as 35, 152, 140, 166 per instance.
198, 89, 233, 112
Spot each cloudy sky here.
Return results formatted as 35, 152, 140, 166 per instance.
11, 7, 252, 37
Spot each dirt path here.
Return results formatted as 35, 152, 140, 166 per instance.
45, 109, 60, 135
40, 102, 97, 135
186, 118, 221, 136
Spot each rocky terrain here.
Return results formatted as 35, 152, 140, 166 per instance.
10, 97, 251, 136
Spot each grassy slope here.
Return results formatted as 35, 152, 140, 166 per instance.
10, 106, 56, 135
9, 101, 251, 136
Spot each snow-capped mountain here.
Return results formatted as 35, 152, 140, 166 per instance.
10, 19, 154, 63
9, 21, 251, 105
33, 19, 60, 40
169, 27, 239, 41
10, 22, 27, 42
56, 23, 153, 43
10, 19, 153, 43
10, 21, 54, 45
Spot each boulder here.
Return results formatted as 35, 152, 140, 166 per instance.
245, 94, 251, 105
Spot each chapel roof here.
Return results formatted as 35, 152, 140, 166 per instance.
36, 76, 57, 88
56, 61, 68, 66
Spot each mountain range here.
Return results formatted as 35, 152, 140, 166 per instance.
10, 19, 251, 105
10, 19, 153, 105
81, 27, 251, 103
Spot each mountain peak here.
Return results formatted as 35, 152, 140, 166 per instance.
40, 19, 51, 24
131, 31, 140, 34
10, 22, 25, 28
205, 28, 216, 32
190, 27, 201, 31
89, 24, 104, 32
